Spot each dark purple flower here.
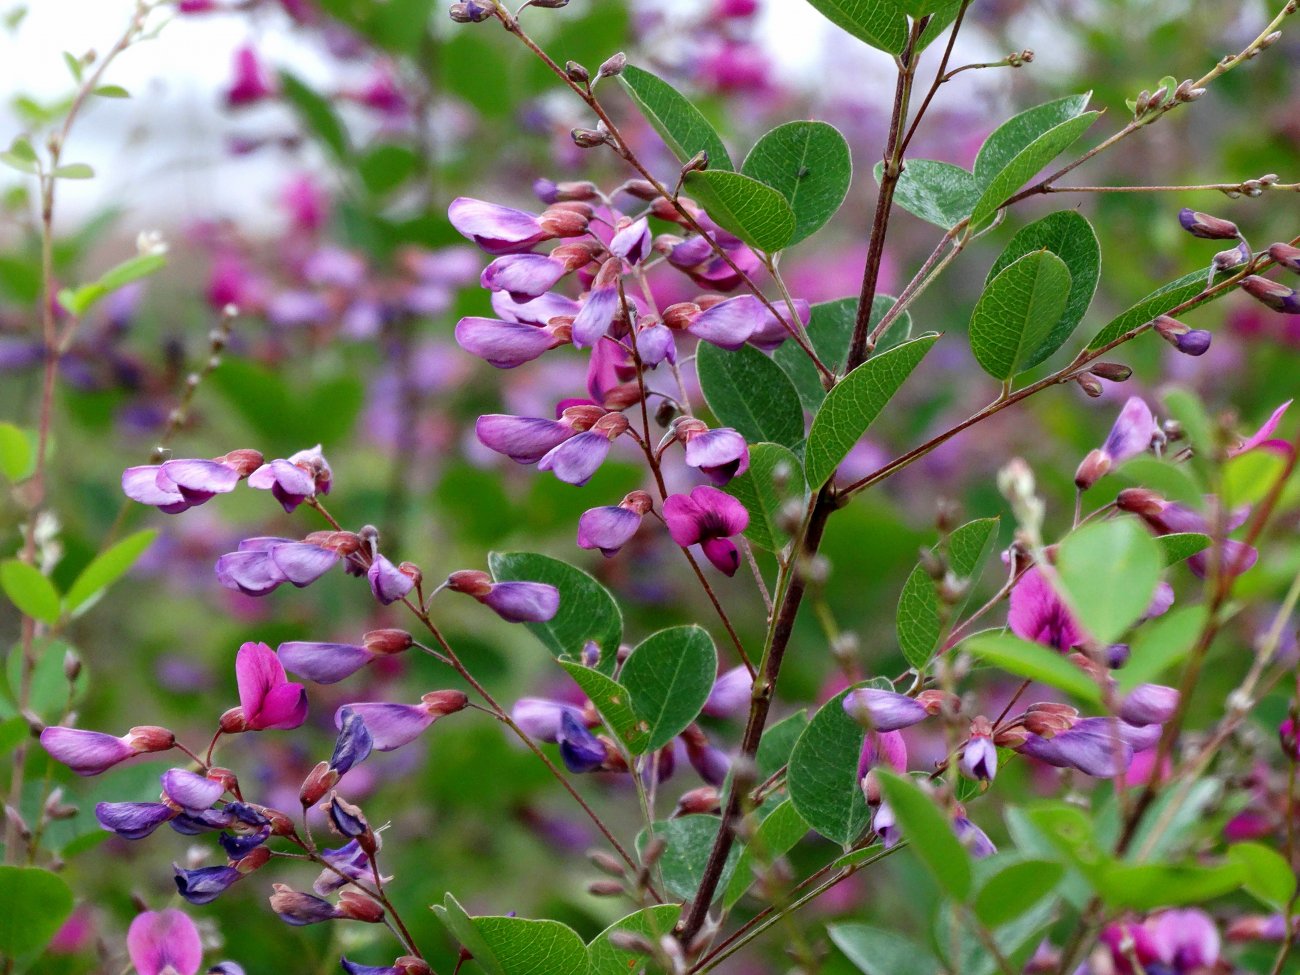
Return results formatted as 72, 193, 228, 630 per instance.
953, 816, 996, 857
557, 711, 607, 773
662, 485, 750, 575
448, 197, 549, 255
1242, 275, 1300, 314
174, 864, 242, 905
455, 317, 568, 368
683, 427, 750, 486
96, 802, 175, 840
314, 840, 373, 894
491, 289, 580, 326
872, 801, 899, 847
843, 688, 930, 732
1147, 909, 1221, 972
215, 537, 340, 596
511, 698, 584, 742
1153, 315, 1213, 355
219, 827, 270, 859
747, 299, 811, 352
325, 795, 369, 839
330, 707, 375, 774
123, 450, 261, 513
1016, 717, 1142, 777
1177, 208, 1240, 241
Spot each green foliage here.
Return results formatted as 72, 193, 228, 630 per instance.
741, 121, 852, 246
964, 633, 1103, 705
723, 442, 805, 551
1056, 516, 1162, 645
559, 661, 649, 753
968, 251, 1072, 381
875, 769, 972, 900
683, 170, 796, 253
0, 423, 34, 481
885, 159, 981, 228
0, 560, 61, 625
970, 112, 1100, 227
1118, 605, 1207, 692
973, 94, 1093, 183
787, 688, 869, 846
1228, 842, 1297, 911
696, 342, 806, 450
724, 799, 810, 906
830, 923, 941, 975
619, 625, 716, 751
972, 856, 1065, 927
1087, 267, 1234, 350
0, 866, 74, 960
618, 65, 733, 170
587, 906, 680, 975
432, 895, 588, 975
804, 333, 938, 488
278, 71, 350, 160
489, 553, 623, 673
3, 638, 86, 720
641, 815, 741, 900
64, 528, 156, 617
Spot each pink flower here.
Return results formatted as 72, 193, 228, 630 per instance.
1230, 400, 1292, 456
231, 642, 308, 731
662, 485, 750, 575
448, 197, 550, 255
225, 45, 275, 107
40, 725, 173, 776
127, 909, 202, 975
1007, 567, 1085, 653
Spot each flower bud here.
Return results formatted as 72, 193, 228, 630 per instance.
1280, 717, 1299, 761
538, 207, 590, 238
219, 707, 248, 734
362, 628, 413, 655
337, 890, 386, 923
269, 884, 343, 925
597, 53, 626, 78
621, 179, 659, 201
63, 649, 82, 683
570, 127, 608, 149
1178, 207, 1240, 240
661, 301, 701, 330
422, 689, 470, 716
1088, 362, 1132, 381
126, 726, 176, 753
1241, 275, 1300, 314
1076, 374, 1104, 397
673, 786, 720, 817
218, 449, 265, 476
1153, 315, 1212, 355
1074, 448, 1111, 491
564, 60, 589, 83
236, 845, 272, 873
1269, 242, 1300, 272
300, 761, 338, 807
446, 569, 493, 597
1213, 240, 1252, 270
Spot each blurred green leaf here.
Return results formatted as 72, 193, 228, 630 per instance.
973, 856, 1064, 927
639, 815, 740, 900
756, 710, 807, 778
1229, 842, 1297, 911
587, 905, 680, 975
805, 333, 938, 488
619, 65, 733, 170
1056, 516, 1162, 645
1114, 455, 1204, 508
92, 84, 130, 98
64, 529, 157, 617
3, 638, 85, 721
1095, 860, 1245, 910
897, 517, 999, 669
742, 120, 852, 246
359, 143, 419, 197
1223, 448, 1287, 509
52, 162, 94, 180
1119, 605, 1207, 692
0, 866, 74, 959
1163, 387, 1216, 461
788, 688, 869, 846
723, 442, 805, 551
697, 343, 805, 450
969, 250, 1072, 381
621, 625, 716, 751
279, 71, 350, 160
0, 423, 34, 481
964, 633, 1103, 705
683, 170, 795, 253
1156, 532, 1211, 566
876, 769, 972, 899
829, 923, 940, 975
724, 799, 809, 906
0, 561, 60, 624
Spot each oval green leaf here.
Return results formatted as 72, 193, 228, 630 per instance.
964, 633, 1103, 705
683, 170, 796, 253
742, 120, 852, 246
620, 625, 716, 751
969, 250, 1072, 381
1056, 516, 1162, 646
0, 866, 74, 959
696, 342, 806, 449
787, 688, 869, 846
723, 442, 806, 551
875, 769, 972, 900
969, 112, 1100, 228
619, 65, 733, 171
0, 560, 60, 625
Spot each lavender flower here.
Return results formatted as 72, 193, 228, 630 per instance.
127, 910, 203, 975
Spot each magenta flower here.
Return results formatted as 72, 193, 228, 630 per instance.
225, 45, 274, 107
663, 485, 750, 575
667, 225, 760, 291
1007, 567, 1085, 653
586, 337, 639, 408
1231, 400, 1292, 456
1120, 491, 1258, 579
247, 445, 332, 512
1075, 396, 1158, 489
481, 253, 569, 302
127, 909, 202, 975
367, 555, 414, 605
455, 316, 569, 368
448, 197, 550, 255
229, 642, 308, 732
215, 537, 339, 596
577, 491, 652, 557
682, 425, 750, 486
859, 730, 908, 779
333, 690, 468, 751
40, 725, 173, 776
123, 449, 262, 513
1147, 909, 1221, 972
445, 570, 560, 623
843, 688, 930, 732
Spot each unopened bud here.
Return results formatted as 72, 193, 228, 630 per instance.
607, 931, 655, 954
538, 207, 590, 237
597, 53, 626, 78
421, 689, 469, 716
588, 850, 625, 877
62, 649, 82, 683
363, 628, 413, 655
565, 60, 589, 83
338, 890, 385, 923
1241, 275, 1300, 314
1269, 242, 1300, 272
1074, 448, 1111, 491
1116, 487, 1166, 518
1089, 362, 1132, 381
236, 845, 272, 873
300, 761, 338, 807
683, 151, 709, 174
587, 879, 625, 897
1076, 374, 1104, 398
571, 127, 608, 149
1178, 207, 1240, 240
673, 786, 720, 816
127, 725, 175, 753
621, 179, 660, 201
448, 1, 493, 23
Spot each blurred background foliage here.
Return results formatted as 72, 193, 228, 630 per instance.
0, 0, 1296, 971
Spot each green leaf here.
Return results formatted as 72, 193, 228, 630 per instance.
968, 250, 1072, 381
741, 120, 851, 246
488, 553, 622, 673
773, 295, 911, 411
3, 637, 85, 720
93, 84, 130, 98
883, 159, 981, 228
0, 136, 39, 174
1056, 516, 1162, 645
787, 688, 869, 846
897, 517, 999, 669
800, 0, 908, 54
279, 71, 350, 160
621, 626, 716, 751
973, 93, 1093, 183
358, 143, 419, 197
64, 529, 157, 616
618, 65, 732, 171
724, 799, 809, 906
696, 342, 805, 449
0, 423, 34, 481
1223, 449, 1287, 509
1229, 842, 1297, 911
0, 716, 26, 752
973, 856, 1064, 927
756, 710, 807, 778
587, 906, 681, 975
1095, 860, 1245, 911
804, 333, 939, 488
1118, 605, 1207, 692
97, 252, 167, 294
829, 923, 941, 975
641, 815, 741, 900
969, 112, 1100, 228
986, 211, 1101, 369
964, 633, 1102, 705
433, 896, 587, 975
723, 443, 805, 551
1163, 387, 1216, 460
1087, 267, 1234, 351
52, 162, 94, 180
0, 561, 60, 625
0, 867, 74, 959
875, 769, 972, 900
683, 170, 796, 253
1156, 532, 1212, 566
1114, 455, 1204, 508
558, 662, 648, 754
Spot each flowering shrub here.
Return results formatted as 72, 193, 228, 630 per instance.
1, 0, 1300, 974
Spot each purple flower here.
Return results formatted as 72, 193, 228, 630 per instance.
95, 802, 175, 840
278, 642, 377, 685
748, 299, 811, 352
953, 816, 997, 857
1016, 717, 1142, 777
367, 555, 414, 605
1153, 315, 1213, 355
703, 665, 752, 718
333, 691, 467, 752
314, 840, 373, 894
872, 801, 899, 847
1119, 683, 1179, 726
511, 698, 584, 741
40, 725, 173, 776
557, 710, 607, 773
1076, 396, 1158, 489
247, 445, 332, 512
960, 734, 998, 782
219, 827, 270, 859
636, 323, 677, 366
858, 731, 908, 778
161, 769, 225, 812
476, 414, 574, 464
609, 217, 651, 265
174, 864, 242, 905
481, 254, 568, 302
269, 884, 343, 926
571, 265, 622, 348
122, 450, 262, 513
491, 290, 580, 326
685, 739, 730, 786
127, 909, 202, 975
448, 197, 550, 255
667, 225, 760, 291
1123, 494, 1258, 579
843, 688, 930, 732
230, 642, 308, 732
1007, 567, 1085, 653
445, 571, 561, 623
330, 707, 375, 775
1178, 207, 1240, 241
1147, 908, 1221, 972
1231, 400, 1292, 456
455, 317, 568, 368
537, 413, 629, 485
687, 295, 766, 350
577, 492, 651, 557
683, 427, 750, 486
662, 485, 750, 576
215, 537, 338, 596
